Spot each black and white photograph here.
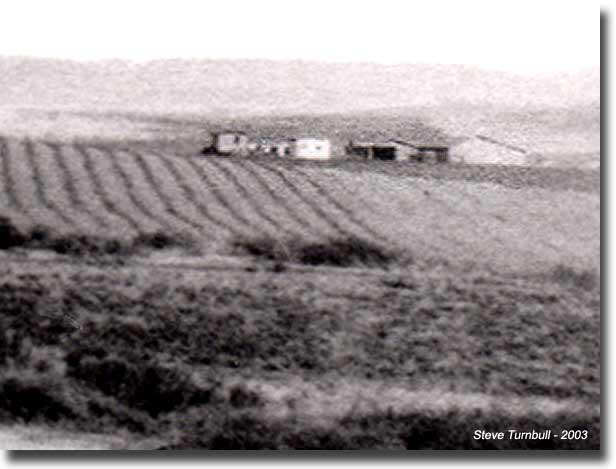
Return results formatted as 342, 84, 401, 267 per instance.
0, 0, 601, 451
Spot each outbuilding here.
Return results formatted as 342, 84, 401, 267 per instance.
288, 138, 331, 160
209, 131, 250, 156
346, 141, 401, 160
347, 140, 447, 162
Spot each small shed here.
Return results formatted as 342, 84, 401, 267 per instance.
347, 141, 401, 160
393, 140, 449, 163
289, 138, 331, 160
210, 131, 250, 156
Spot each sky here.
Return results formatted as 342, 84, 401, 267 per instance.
0, 0, 601, 74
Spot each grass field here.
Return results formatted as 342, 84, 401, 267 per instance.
0, 132, 600, 449
0, 136, 599, 272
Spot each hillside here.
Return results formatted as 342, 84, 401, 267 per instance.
0, 136, 599, 273
0, 56, 599, 114
0, 56, 600, 169
0, 133, 600, 449
0, 56, 601, 448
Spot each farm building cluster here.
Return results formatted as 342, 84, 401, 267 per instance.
203, 130, 539, 166
204, 131, 450, 163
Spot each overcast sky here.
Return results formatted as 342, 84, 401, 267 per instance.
0, 0, 600, 74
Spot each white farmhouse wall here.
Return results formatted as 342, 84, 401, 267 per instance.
290, 139, 331, 160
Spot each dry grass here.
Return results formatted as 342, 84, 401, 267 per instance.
0, 257, 600, 449
0, 216, 200, 258
231, 235, 402, 268
0, 137, 599, 273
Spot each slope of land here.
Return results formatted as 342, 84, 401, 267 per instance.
0, 255, 600, 449
0, 107, 600, 448
0, 57, 599, 115
0, 136, 599, 273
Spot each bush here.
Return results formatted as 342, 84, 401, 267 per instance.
8, 227, 200, 258
66, 350, 214, 417
0, 216, 26, 249
228, 384, 263, 409
550, 264, 598, 291
0, 375, 77, 423
26, 224, 53, 246
132, 231, 201, 254
232, 235, 399, 268
297, 236, 397, 267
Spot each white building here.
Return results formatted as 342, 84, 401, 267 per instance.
288, 138, 331, 160
211, 131, 249, 156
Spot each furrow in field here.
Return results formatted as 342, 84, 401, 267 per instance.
75, 144, 149, 235
128, 150, 207, 236
252, 161, 350, 238
241, 160, 338, 239
23, 139, 76, 229
291, 165, 392, 243
205, 157, 295, 237
0, 136, 32, 228
32, 141, 103, 234
305, 168, 451, 256
0, 136, 23, 211
7, 139, 69, 232
49, 143, 113, 230
149, 152, 245, 238
184, 157, 269, 236
94, 145, 175, 233
73, 144, 142, 235
215, 158, 309, 238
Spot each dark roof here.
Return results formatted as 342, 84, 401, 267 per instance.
350, 139, 448, 150
214, 130, 247, 136
391, 139, 448, 150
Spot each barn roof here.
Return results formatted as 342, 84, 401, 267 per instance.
214, 130, 247, 135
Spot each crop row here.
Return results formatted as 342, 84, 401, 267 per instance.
0, 138, 389, 250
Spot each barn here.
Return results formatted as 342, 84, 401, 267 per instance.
346, 141, 404, 160
288, 138, 331, 160
210, 131, 250, 156
346, 140, 448, 162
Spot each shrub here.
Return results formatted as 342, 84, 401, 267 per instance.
26, 224, 53, 246
231, 235, 288, 261
132, 230, 200, 254
297, 236, 397, 267
0, 216, 26, 249
228, 384, 263, 409
550, 264, 598, 291
231, 235, 399, 268
13, 228, 199, 258
0, 375, 77, 423
66, 350, 214, 417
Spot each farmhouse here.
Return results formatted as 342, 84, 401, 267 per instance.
271, 141, 291, 157
451, 135, 529, 165
406, 142, 449, 163
208, 131, 250, 156
347, 140, 449, 162
288, 138, 331, 160
347, 141, 401, 160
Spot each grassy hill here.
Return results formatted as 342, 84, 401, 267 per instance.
0, 56, 600, 169
0, 136, 599, 273
0, 56, 601, 448
0, 57, 599, 115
